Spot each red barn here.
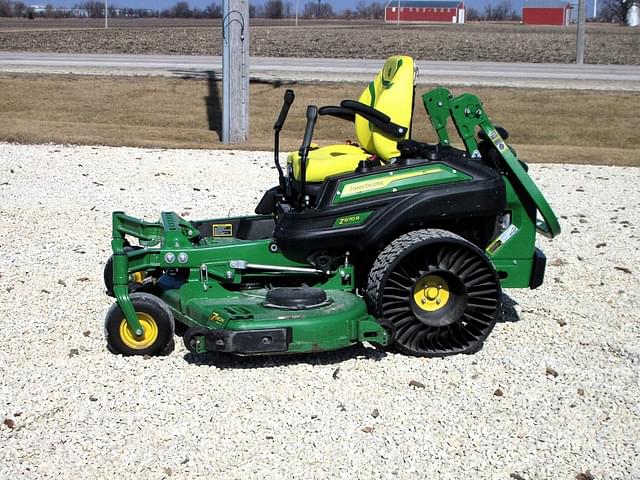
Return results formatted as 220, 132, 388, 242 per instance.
522, 1, 572, 25
384, 0, 466, 24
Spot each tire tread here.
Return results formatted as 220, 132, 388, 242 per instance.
365, 229, 501, 357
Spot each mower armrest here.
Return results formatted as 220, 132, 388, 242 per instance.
341, 100, 389, 122
340, 100, 407, 138
318, 106, 356, 123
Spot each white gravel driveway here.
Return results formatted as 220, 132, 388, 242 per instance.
0, 143, 638, 479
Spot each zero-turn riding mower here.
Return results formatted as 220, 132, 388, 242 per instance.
103, 55, 560, 358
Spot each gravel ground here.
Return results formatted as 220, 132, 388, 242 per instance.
0, 143, 638, 479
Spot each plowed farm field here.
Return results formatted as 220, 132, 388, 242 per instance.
0, 18, 638, 64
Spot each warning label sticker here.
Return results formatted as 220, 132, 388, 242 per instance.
212, 223, 233, 237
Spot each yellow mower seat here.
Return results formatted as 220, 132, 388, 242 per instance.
288, 55, 415, 183
288, 144, 371, 183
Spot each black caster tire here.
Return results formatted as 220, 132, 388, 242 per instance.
105, 292, 175, 356
366, 229, 502, 357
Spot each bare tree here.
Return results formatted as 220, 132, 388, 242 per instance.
466, 6, 480, 20
265, 0, 284, 18
355, 0, 385, 19
160, 1, 191, 17
483, 0, 518, 20
204, 2, 222, 18
0, 0, 13, 17
77, 1, 105, 18
598, 0, 633, 23
303, 1, 334, 18
13, 0, 27, 16
174, 1, 192, 18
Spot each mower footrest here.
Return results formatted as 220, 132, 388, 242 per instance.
204, 328, 291, 354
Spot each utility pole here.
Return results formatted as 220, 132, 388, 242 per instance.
397, 0, 401, 26
104, 0, 108, 29
576, 0, 586, 64
222, 0, 250, 144
593, 0, 597, 18
295, 0, 299, 26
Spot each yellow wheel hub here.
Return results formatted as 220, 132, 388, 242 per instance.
119, 312, 159, 350
413, 275, 450, 312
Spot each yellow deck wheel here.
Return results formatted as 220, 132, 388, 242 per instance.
413, 275, 450, 312
118, 312, 159, 350
105, 292, 175, 356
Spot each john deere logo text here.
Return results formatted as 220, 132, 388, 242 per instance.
340, 168, 442, 198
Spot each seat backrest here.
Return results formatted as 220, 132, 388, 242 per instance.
355, 55, 415, 161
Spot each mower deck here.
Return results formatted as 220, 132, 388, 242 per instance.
160, 286, 387, 354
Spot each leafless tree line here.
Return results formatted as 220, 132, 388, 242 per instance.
260, 1, 388, 19
0, 0, 635, 25
464, 0, 520, 21
0, 0, 154, 17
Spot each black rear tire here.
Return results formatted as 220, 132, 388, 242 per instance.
366, 229, 502, 357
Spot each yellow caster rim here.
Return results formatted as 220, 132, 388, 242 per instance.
119, 312, 159, 350
413, 275, 450, 312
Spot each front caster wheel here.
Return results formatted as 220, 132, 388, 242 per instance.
105, 293, 175, 356
366, 229, 502, 357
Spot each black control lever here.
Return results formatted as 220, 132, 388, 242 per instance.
299, 105, 318, 156
273, 89, 295, 193
298, 105, 318, 209
274, 89, 295, 131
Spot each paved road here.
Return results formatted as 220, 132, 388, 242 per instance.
1, 52, 639, 91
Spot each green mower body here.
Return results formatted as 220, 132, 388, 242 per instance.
104, 85, 560, 359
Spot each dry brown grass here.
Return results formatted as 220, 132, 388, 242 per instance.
0, 73, 638, 166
